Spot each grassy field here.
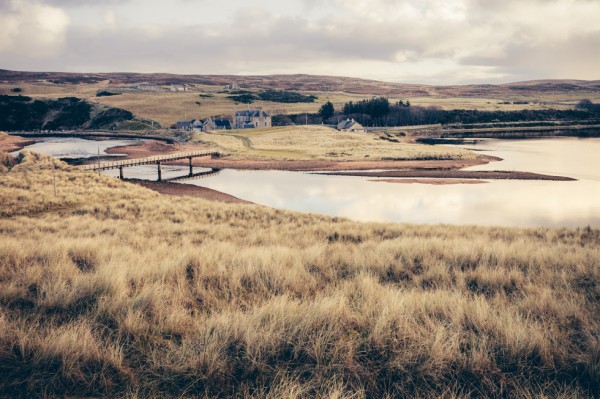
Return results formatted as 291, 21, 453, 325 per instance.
3, 81, 598, 128
193, 125, 476, 161
1, 152, 599, 398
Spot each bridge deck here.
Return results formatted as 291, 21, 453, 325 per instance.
79, 150, 219, 171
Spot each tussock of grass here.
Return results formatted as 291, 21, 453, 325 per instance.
1, 153, 599, 398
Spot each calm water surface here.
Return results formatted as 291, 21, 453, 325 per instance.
18, 136, 600, 228
192, 137, 600, 228
14, 137, 146, 159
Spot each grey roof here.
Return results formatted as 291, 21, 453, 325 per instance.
337, 119, 363, 130
214, 119, 231, 128
176, 120, 193, 127
234, 110, 269, 118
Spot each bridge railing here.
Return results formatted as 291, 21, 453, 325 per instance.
78, 150, 219, 171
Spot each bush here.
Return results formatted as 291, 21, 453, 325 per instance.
228, 94, 256, 104
257, 90, 317, 103
96, 91, 121, 97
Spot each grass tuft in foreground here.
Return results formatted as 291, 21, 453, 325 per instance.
1, 152, 599, 398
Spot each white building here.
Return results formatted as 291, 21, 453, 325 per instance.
337, 118, 366, 132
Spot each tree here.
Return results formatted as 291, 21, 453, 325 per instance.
318, 101, 335, 120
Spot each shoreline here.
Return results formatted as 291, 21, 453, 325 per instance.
104, 139, 503, 171
370, 178, 489, 185
6, 134, 576, 202
126, 179, 252, 204
0, 133, 36, 152
318, 170, 576, 181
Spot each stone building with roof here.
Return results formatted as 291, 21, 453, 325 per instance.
233, 110, 271, 129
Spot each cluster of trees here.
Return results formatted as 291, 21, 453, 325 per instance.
342, 97, 402, 119
275, 97, 600, 127
228, 90, 317, 104
257, 90, 317, 103
339, 97, 600, 127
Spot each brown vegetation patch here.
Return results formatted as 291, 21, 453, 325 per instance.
0, 132, 35, 153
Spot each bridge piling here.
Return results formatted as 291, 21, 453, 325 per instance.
119, 166, 123, 180
188, 156, 193, 176
157, 161, 162, 182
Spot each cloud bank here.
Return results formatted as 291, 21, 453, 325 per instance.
0, 0, 598, 83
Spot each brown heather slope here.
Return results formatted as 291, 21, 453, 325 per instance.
2, 69, 600, 97
0, 152, 599, 398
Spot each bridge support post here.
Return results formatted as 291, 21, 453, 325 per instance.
119, 166, 123, 180
157, 161, 162, 182
188, 156, 193, 176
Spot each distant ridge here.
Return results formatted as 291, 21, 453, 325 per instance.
1, 69, 599, 97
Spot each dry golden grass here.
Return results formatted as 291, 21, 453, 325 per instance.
195, 125, 475, 161
4, 82, 599, 128
1, 152, 599, 398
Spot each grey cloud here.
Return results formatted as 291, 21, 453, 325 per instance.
1, 0, 599, 83
44, 0, 131, 6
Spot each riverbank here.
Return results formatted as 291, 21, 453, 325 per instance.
0, 132, 35, 152
127, 179, 251, 204
106, 139, 498, 170
317, 169, 576, 181
105, 140, 209, 159
370, 178, 488, 185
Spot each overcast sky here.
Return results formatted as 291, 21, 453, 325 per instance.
0, 0, 599, 84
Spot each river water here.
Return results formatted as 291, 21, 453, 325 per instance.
16, 136, 600, 228
14, 137, 146, 159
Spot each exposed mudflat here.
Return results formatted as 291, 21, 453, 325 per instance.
0, 133, 35, 152
318, 170, 575, 181
369, 178, 489, 185
127, 179, 252, 204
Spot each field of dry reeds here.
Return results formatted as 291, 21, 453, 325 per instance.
1, 152, 599, 398
195, 126, 476, 161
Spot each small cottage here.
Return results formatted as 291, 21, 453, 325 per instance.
337, 118, 366, 132
176, 120, 194, 131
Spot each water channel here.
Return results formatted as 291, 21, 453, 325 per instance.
16, 136, 600, 228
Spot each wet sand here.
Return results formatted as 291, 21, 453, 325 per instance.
105, 141, 210, 159
370, 178, 489, 185
127, 179, 251, 204
319, 170, 576, 181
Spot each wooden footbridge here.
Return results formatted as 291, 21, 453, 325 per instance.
79, 150, 220, 181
